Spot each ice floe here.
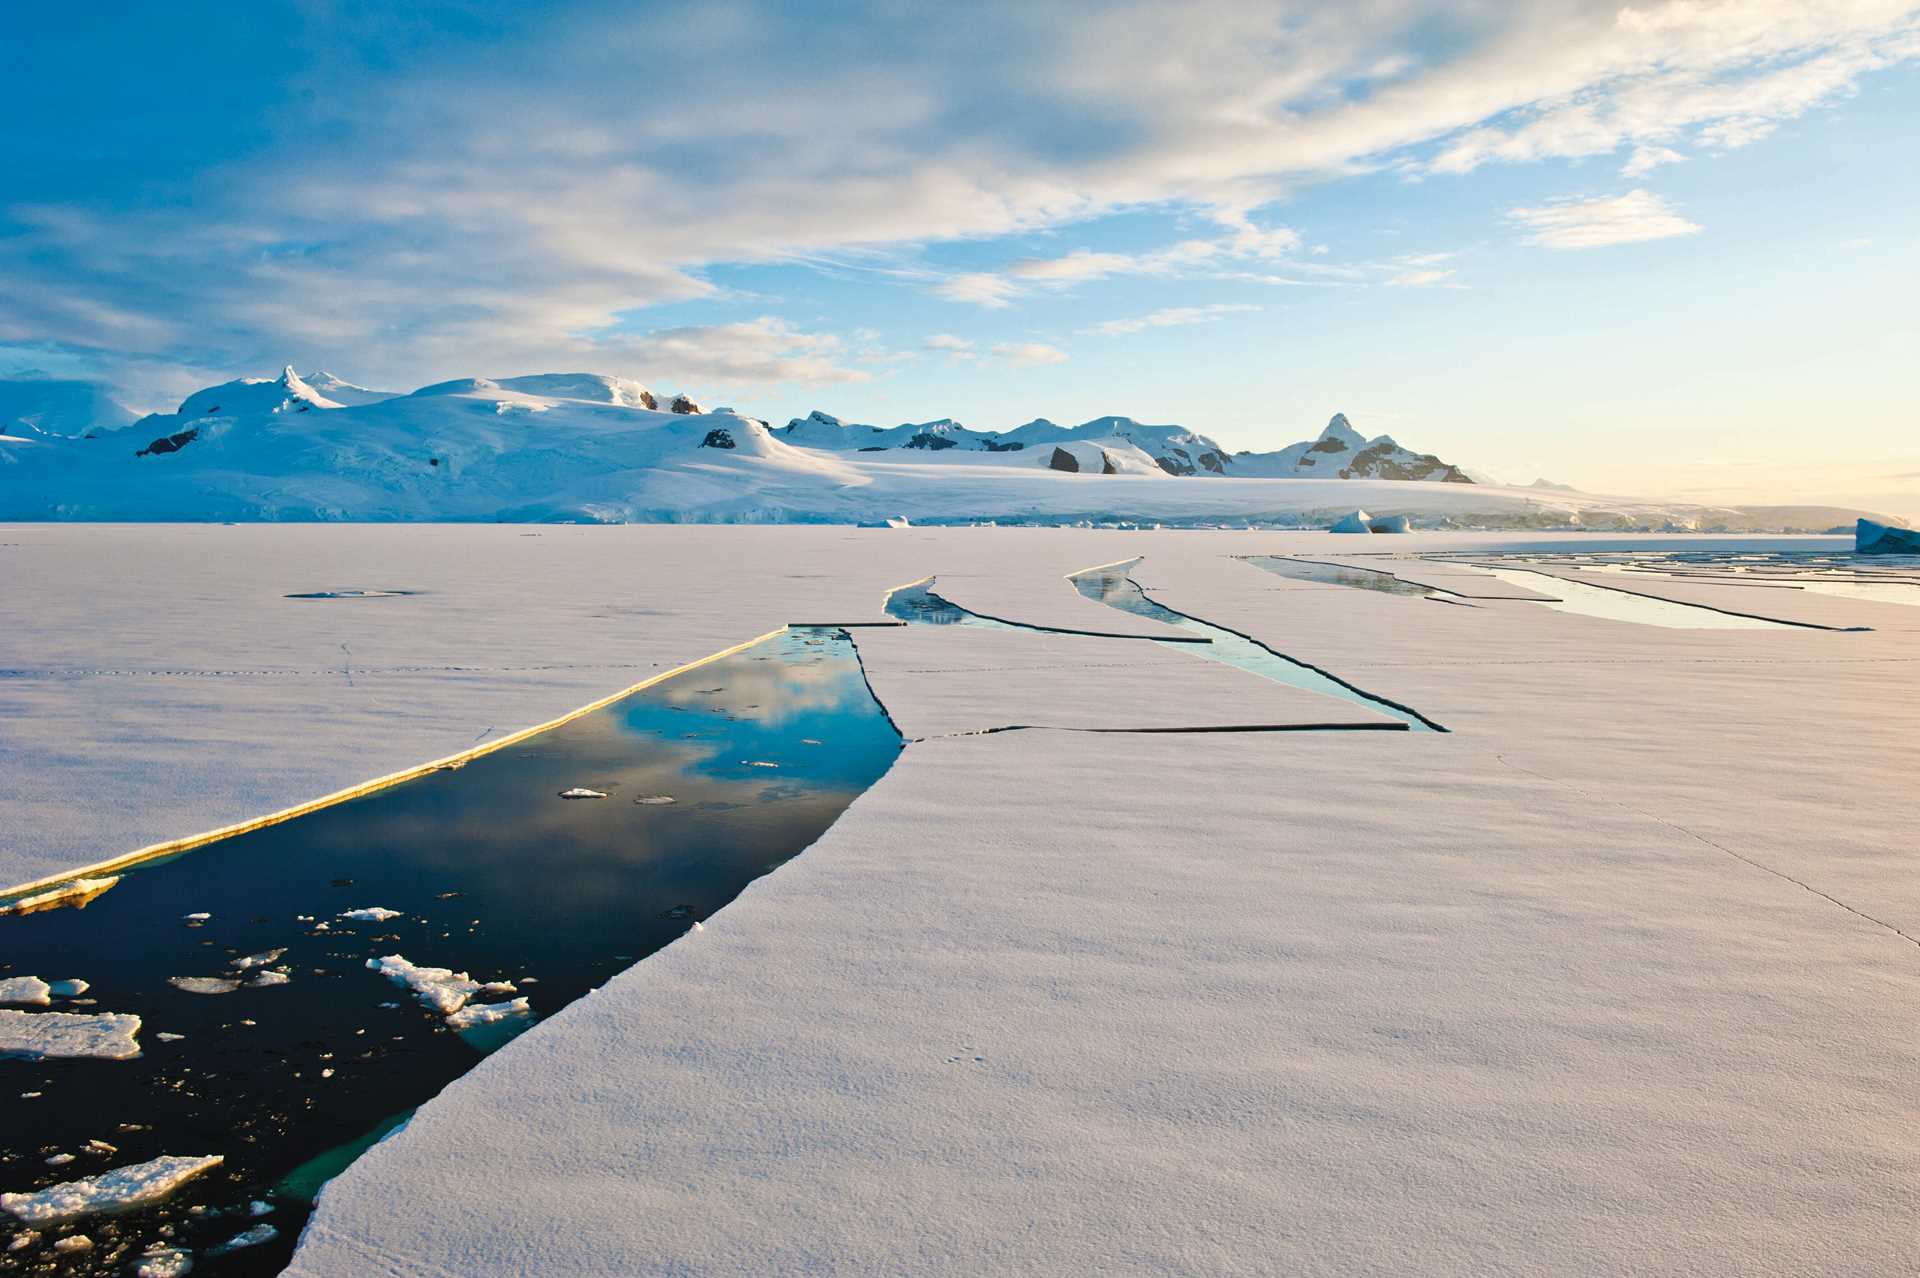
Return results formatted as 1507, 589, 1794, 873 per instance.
558, 787, 607, 799
249, 971, 291, 988
367, 954, 514, 1016
229, 949, 286, 970
167, 976, 241, 995
0, 1009, 142, 1060
47, 979, 89, 997
0, 875, 119, 916
633, 794, 677, 805
0, 976, 51, 1005
136, 1245, 195, 1277
0, 1153, 223, 1225
445, 997, 532, 1032
207, 1223, 278, 1255
339, 906, 403, 922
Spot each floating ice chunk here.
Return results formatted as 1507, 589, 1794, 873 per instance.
0, 976, 50, 1005
136, 1245, 195, 1277
168, 977, 240, 995
53, 1234, 93, 1253
207, 1223, 278, 1255
1328, 509, 1372, 533
1, 1154, 222, 1226
229, 949, 286, 971
743, 760, 779, 768
445, 997, 532, 1032
47, 1153, 75, 1166
339, 907, 403, 922
182, 912, 210, 922
558, 787, 607, 799
248, 1199, 274, 1216
0, 1010, 142, 1060
367, 955, 512, 1015
248, 971, 291, 988
7, 1230, 36, 1251
156, 1032, 186, 1042
633, 794, 677, 805
0, 876, 119, 916
86, 1139, 117, 1155
1367, 514, 1411, 534
47, 979, 89, 997
1857, 517, 1920, 555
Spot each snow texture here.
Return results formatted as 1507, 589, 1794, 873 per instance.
444, 997, 534, 1032
0, 1010, 142, 1060
0, 1154, 221, 1225
368, 955, 513, 1016
0, 976, 51, 1005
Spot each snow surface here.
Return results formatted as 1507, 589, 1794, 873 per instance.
1, 1154, 223, 1226
0, 1010, 142, 1060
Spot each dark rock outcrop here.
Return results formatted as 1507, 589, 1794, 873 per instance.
135, 427, 199, 457
1048, 447, 1080, 473
669, 394, 702, 415
700, 429, 737, 450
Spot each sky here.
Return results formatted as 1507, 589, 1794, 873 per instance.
3, 0, 1917, 514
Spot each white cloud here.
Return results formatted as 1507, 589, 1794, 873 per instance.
1508, 189, 1704, 250
1388, 268, 1456, 286
923, 333, 977, 360
587, 317, 870, 387
990, 341, 1069, 366
4, 0, 1916, 397
1092, 304, 1260, 335
1622, 145, 1687, 177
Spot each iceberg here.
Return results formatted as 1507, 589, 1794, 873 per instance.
1328, 510, 1372, 533
0, 976, 51, 1006
0, 1010, 142, 1060
1856, 517, 1920, 555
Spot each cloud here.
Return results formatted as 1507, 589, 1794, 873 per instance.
1388, 268, 1456, 286
584, 317, 870, 387
1622, 144, 1687, 177
2, 0, 1916, 397
923, 333, 977, 360
1092, 304, 1260, 335
1508, 189, 1703, 249
990, 341, 1069, 366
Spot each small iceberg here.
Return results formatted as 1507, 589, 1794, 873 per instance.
1857, 517, 1920, 555
445, 996, 532, 1032
558, 787, 608, 799
135, 1246, 195, 1277
0, 976, 51, 1006
47, 979, 90, 997
0, 1153, 222, 1226
1328, 510, 1372, 533
1367, 514, 1411, 534
0, 1010, 142, 1060
339, 906, 403, 922
206, 1223, 278, 1255
229, 949, 286, 971
632, 794, 677, 805
248, 971, 291, 988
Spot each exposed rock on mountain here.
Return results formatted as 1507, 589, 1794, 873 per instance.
1232, 414, 1472, 482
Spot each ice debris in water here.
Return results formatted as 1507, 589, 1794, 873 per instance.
0, 976, 51, 1005
167, 977, 241, 995
48, 979, 89, 997
248, 1199, 274, 1216
340, 906, 403, 922
7, 1230, 37, 1251
744, 760, 779, 768
182, 912, 210, 922
53, 1234, 93, 1253
445, 997, 533, 1032
229, 949, 286, 970
0, 1010, 142, 1060
0, 1154, 223, 1225
207, 1223, 278, 1255
249, 971, 291, 988
0, 875, 119, 916
156, 1032, 186, 1042
633, 794, 677, 805
367, 954, 514, 1016
46, 1153, 75, 1166
136, 1245, 195, 1277
558, 787, 607, 799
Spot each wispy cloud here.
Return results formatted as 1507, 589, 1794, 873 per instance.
923, 333, 977, 360
990, 341, 1068, 366
1622, 145, 1687, 178
1508, 190, 1703, 249
1092, 304, 1260, 336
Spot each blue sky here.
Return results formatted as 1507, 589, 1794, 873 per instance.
4, 1, 1917, 512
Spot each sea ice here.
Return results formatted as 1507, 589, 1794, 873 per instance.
0, 1154, 222, 1226
229, 949, 286, 970
444, 997, 532, 1032
135, 1246, 195, 1277
633, 795, 677, 805
207, 1224, 278, 1255
0, 976, 51, 1005
249, 971, 291, 987
339, 907, 403, 922
0, 1009, 142, 1060
558, 787, 607, 799
167, 977, 240, 995
0, 876, 119, 916
1328, 509, 1372, 532
52, 1234, 93, 1253
47, 979, 89, 997
367, 954, 512, 1016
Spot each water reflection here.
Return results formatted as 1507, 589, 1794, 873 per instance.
0, 628, 900, 1276
1242, 556, 1438, 597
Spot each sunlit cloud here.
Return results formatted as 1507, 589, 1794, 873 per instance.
1508, 189, 1703, 249
990, 341, 1069, 366
1092, 304, 1260, 335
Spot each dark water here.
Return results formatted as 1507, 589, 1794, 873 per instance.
0, 628, 899, 1275
1242, 556, 1439, 597
1068, 563, 1437, 731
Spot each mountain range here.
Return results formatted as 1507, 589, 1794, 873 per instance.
0, 366, 1886, 531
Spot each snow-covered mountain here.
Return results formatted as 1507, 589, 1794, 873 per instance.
1231, 413, 1472, 482
0, 377, 138, 440
0, 366, 1887, 530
